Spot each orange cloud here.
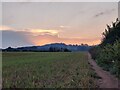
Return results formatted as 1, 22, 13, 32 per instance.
32, 34, 101, 46
28, 29, 59, 36
2, 26, 101, 48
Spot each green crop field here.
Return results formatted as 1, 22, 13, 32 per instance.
2, 52, 97, 88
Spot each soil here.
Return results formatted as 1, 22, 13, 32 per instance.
88, 53, 119, 89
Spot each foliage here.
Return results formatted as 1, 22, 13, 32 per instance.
89, 18, 120, 78
101, 18, 120, 46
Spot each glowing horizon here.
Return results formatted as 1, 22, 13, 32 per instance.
1, 25, 101, 47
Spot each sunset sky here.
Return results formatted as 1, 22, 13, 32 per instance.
1, 2, 118, 48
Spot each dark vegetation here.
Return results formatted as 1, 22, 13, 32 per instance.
2, 43, 91, 52
89, 18, 120, 78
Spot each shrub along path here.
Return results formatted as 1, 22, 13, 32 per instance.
88, 53, 119, 88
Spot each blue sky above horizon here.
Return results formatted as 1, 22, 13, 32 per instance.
1, 2, 118, 48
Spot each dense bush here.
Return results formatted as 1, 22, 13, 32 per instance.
89, 19, 120, 78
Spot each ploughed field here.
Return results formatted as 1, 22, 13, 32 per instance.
3, 52, 96, 88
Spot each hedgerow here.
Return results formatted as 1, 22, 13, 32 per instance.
89, 18, 120, 78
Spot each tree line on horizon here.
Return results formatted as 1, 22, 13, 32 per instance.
2, 43, 91, 52
89, 18, 120, 78
2, 46, 71, 52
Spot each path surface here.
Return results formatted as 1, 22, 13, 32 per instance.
88, 53, 119, 88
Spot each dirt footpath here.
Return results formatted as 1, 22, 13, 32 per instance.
88, 53, 119, 88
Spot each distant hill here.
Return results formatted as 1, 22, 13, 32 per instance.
3, 43, 92, 52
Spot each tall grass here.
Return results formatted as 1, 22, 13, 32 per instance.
3, 52, 96, 88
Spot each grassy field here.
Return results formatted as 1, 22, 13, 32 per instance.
2, 52, 97, 88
